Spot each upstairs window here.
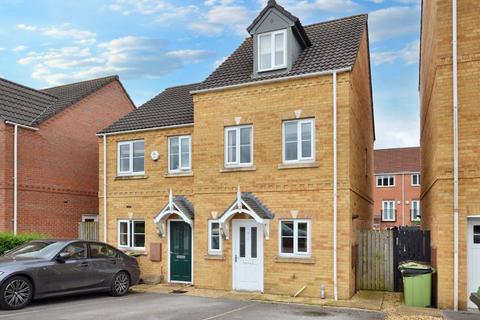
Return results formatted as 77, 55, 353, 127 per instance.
258, 29, 286, 72
168, 135, 191, 173
118, 140, 145, 176
283, 119, 315, 163
412, 174, 420, 186
376, 175, 395, 187
225, 125, 253, 167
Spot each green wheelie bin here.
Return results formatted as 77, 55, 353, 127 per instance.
398, 262, 435, 307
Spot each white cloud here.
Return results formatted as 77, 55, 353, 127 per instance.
371, 51, 397, 66
12, 45, 28, 52
374, 111, 419, 149
17, 23, 96, 46
108, 0, 198, 23
17, 23, 37, 31
257, 0, 358, 16
188, 5, 254, 36
371, 40, 419, 66
0, 47, 6, 52
18, 36, 212, 85
369, 6, 420, 42
214, 56, 228, 68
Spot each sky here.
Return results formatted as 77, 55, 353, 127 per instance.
0, 0, 421, 149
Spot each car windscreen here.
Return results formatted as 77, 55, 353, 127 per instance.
3, 241, 64, 259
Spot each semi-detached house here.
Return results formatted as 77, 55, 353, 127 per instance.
99, 0, 374, 299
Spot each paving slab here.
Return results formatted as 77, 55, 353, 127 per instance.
443, 310, 480, 320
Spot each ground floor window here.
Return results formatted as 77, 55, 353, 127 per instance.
208, 220, 221, 255
382, 201, 396, 221
118, 220, 145, 249
411, 200, 420, 221
279, 220, 310, 257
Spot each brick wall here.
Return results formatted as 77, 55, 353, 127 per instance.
420, 0, 480, 309
0, 80, 134, 237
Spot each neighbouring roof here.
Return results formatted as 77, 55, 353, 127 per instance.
0, 75, 121, 127
220, 192, 275, 220
195, 14, 368, 91
99, 83, 198, 134
374, 147, 421, 174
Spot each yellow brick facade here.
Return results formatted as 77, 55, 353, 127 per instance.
99, 28, 373, 299
420, 0, 480, 310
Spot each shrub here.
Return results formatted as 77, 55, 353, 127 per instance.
0, 233, 47, 255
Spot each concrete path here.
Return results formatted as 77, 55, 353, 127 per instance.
443, 310, 480, 320
0, 291, 385, 320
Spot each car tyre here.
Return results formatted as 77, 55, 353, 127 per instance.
110, 271, 130, 297
0, 276, 33, 310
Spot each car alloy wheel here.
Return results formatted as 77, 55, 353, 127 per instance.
113, 272, 130, 296
3, 278, 31, 309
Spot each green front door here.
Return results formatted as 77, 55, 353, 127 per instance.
170, 221, 192, 282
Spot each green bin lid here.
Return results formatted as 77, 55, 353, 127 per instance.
398, 261, 435, 273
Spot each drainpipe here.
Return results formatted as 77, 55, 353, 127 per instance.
4, 121, 38, 235
13, 124, 18, 235
402, 173, 405, 226
103, 135, 108, 242
333, 71, 338, 301
452, 0, 459, 312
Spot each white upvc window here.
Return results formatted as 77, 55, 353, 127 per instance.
117, 140, 145, 176
382, 201, 396, 222
208, 220, 222, 255
224, 125, 253, 167
168, 135, 191, 173
279, 220, 311, 257
258, 29, 287, 72
411, 200, 421, 221
411, 174, 420, 186
376, 175, 395, 187
118, 220, 145, 249
283, 118, 315, 163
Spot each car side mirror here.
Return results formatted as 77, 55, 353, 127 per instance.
56, 252, 70, 263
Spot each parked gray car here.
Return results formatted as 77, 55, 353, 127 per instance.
0, 240, 140, 310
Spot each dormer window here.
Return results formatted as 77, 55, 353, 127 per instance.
258, 29, 287, 72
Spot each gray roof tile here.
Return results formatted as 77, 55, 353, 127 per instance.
196, 14, 367, 91
99, 83, 198, 134
0, 76, 120, 127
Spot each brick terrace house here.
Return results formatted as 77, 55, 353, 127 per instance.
99, 0, 374, 299
419, 0, 480, 310
0, 76, 134, 238
373, 147, 421, 229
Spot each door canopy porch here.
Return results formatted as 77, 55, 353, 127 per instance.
218, 185, 274, 240
154, 189, 194, 237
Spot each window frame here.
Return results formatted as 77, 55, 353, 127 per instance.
282, 118, 315, 164
376, 175, 395, 187
208, 220, 222, 255
411, 174, 420, 186
411, 200, 421, 221
168, 135, 192, 173
117, 140, 145, 176
117, 219, 145, 250
278, 219, 311, 257
257, 29, 287, 72
224, 125, 253, 168
382, 200, 396, 222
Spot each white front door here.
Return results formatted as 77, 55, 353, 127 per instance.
232, 220, 263, 292
468, 218, 480, 309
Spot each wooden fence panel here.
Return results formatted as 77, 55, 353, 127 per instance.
356, 230, 394, 291
78, 222, 99, 241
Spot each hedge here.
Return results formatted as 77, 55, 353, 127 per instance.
0, 233, 46, 255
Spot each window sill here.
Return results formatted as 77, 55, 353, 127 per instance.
275, 256, 315, 264
204, 254, 225, 260
220, 166, 256, 173
165, 171, 194, 178
278, 162, 319, 170
115, 175, 148, 180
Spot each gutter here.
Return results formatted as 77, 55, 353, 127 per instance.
96, 123, 194, 137
4, 121, 39, 235
333, 71, 338, 301
190, 67, 352, 95
452, 0, 459, 312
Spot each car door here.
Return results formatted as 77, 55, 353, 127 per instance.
41, 242, 91, 294
87, 242, 121, 288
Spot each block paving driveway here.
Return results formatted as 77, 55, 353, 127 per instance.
0, 291, 385, 320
